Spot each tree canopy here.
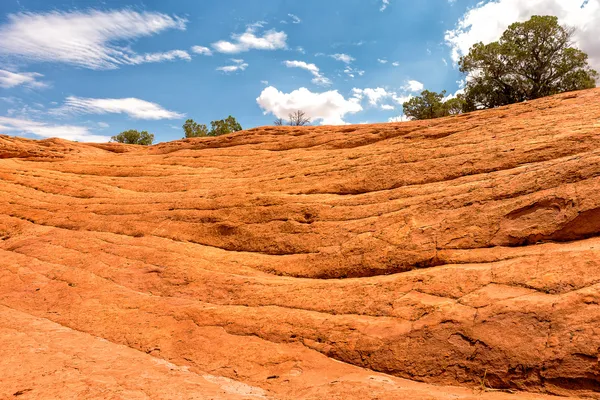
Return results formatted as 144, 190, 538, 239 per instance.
183, 119, 209, 138
402, 90, 466, 120
111, 130, 154, 145
209, 116, 243, 136
460, 15, 598, 109
182, 116, 242, 138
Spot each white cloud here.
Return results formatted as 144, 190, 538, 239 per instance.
343, 66, 365, 78
51, 97, 184, 120
126, 50, 191, 64
283, 60, 331, 86
352, 87, 414, 110
191, 46, 212, 56
288, 14, 302, 24
0, 10, 187, 70
392, 93, 413, 105
0, 69, 47, 88
445, 0, 600, 72
392, 62, 400, 67
97, 122, 110, 128
331, 53, 355, 64
212, 25, 287, 54
403, 80, 424, 92
377, 58, 388, 64
296, 46, 306, 54
381, 0, 390, 11
256, 86, 362, 125
217, 59, 248, 73
0, 116, 110, 142
388, 115, 410, 122
352, 87, 392, 106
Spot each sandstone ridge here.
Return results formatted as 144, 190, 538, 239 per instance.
1, 89, 600, 399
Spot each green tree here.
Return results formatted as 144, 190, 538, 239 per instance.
403, 90, 449, 120
183, 119, 209, 138
111, 129, 154, 145
209, 115, 243, 136
460, 15, 598, 109
443, 96, 468, 115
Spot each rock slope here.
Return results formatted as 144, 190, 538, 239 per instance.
1, 89, 600, 399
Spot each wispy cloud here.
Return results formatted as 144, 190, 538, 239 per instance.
212, 24, 287, 54
0, 9, 187, 70
125, 50, 191, 64
283, 60, 331, 86
331, 53, 355, 64
191, 45, 212, 56
288, 14, 302, 24
51, 97, 184, 120
0, 69, 48, 89
0, 116, 110, 142
343, 66, 365, 79
380, 0, 390, 11
217, 59, 248, 73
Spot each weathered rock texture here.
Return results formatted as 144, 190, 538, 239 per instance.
1, 89, 600, 399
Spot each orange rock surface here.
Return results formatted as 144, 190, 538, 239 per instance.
1, 89, 600, 399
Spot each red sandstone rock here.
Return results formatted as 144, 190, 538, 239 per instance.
1, 89, 600, 399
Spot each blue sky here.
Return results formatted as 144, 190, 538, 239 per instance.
0, 0, 598, 143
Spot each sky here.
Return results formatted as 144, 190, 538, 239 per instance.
0, 0, 598, 143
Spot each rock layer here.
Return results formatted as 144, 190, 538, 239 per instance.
1, 89, 600, 399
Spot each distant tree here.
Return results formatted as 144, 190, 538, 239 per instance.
460, 15, 598, 109
443, 96, 467, 115
288, 110, 311, 126
403, 90, 449, 120
183, 119, 209, 138
111, 129, 154, 145
209, 115, 243, 136
273, 118, 284, 126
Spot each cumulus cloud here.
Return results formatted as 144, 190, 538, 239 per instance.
283, 60, 331, 86
217, 59, 249, 73
51, 97, 184, 120
352, 88, 392, 106
0, 69, 47, 89
403, 80, 424, 92
388, 115, 410, 122
256, 86, 362, 125
445, 0, 600, 72
212, 25, 287, 54
191, 46, 212, 56
0, 116, 110, 142
352, 87, 413, 115
331, 53, 355, 64
352, 86, 414, 112
0, 9, 187, 70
